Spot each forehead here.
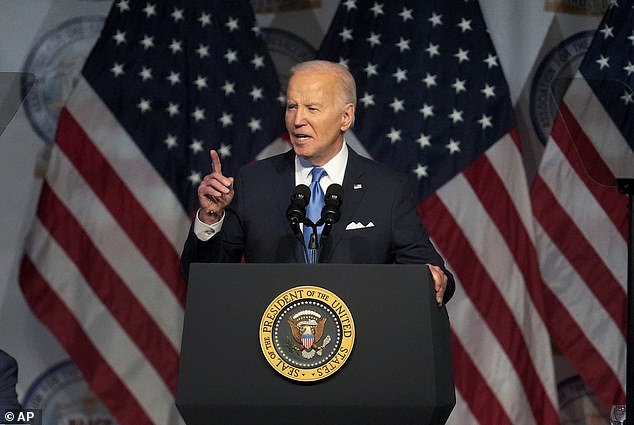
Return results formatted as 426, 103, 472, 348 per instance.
286, 71, 339, 103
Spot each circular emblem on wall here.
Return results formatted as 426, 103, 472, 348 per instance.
261, 27, 316, 90
21, 16, 105, 144
22, 360, 118, 424
259, 286, 355, 382
530, 30, 595, 145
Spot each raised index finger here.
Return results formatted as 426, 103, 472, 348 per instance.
210, 149, 223, 175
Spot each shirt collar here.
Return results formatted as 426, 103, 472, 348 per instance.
295, 142, 348, 186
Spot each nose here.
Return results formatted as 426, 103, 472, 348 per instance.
292, 107, 306, 127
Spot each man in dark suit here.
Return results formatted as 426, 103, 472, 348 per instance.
181, 60, 455, 304
0, 349, 21, 413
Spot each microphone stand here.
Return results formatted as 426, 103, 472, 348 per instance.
617, 178, 633, 424
304, 220, 319, 264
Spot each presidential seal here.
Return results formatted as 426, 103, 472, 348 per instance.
259, 286, 355, 382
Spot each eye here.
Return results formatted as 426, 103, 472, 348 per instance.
286, 104, 297, 111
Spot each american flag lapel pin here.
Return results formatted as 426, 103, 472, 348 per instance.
353, 184, 362, 189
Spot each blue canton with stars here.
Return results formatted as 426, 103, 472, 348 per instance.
579, 1, 634, 148
82, 0, 285, 213
317, 0, 515, 201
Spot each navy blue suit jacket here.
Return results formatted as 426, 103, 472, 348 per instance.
0, 350, 20, 412
181, 147, 455, 302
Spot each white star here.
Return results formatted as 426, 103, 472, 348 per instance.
226, 17, 239, 31
143, 3, 156, 17
429, 12, 443, 27
359, 92, 375, 107
624, 61, 634, 75
218, 112, 233, 127
446, 138, 461, 154
481, 83, 495, 99
164, 134, 177, 149
197, 44, 210, 59
413, 164, 428, 179
455, 48, 470, 63
364, 62, 378, 78
399, 7, 413, 22
448, 109, 463, 123
599, 24, 614, 39
250, 86, 264, 101
140, 35, 154, 50
621, 90, 633, 105
366, 32, 382, 47
484, 54, 499, 68
251, 26, 262, 37
419, 103, 434, 118
110, 63, 124, 77
194, 75, 207, 90
338, 57, 349, 68
138, 67, 152, 81
189, 139, 204, 154
370, 2, 384, 17
188, 171, 202, 186
116, 0, 130, 12
222, 81, 236, 95
225, 49, 238, 64
596, 54, 610, 69
112, 30, 126, 45
417, 133, 431, 149
169, 39, 182, 54
247, 118, 262, 132
396, 37, 411, 52
166, 71, 181, 85
457, 18, 472, 32
277, 92, 286, 105
343, 0, 357, 10
478, 114, 493, 129
393, 68, 408, 83
390, 98, 405, 113
426, 42, 440, 58
452, 78, 466, 94
218, 143, 232, 158
171, 7, 184, 22
339, 27, 353, 42
628, 30, 634, 45
137, 98, 151, 113
166, 103, 179, 117
192, 107, 206, 122
251, 54, 265, 69
199, 12, 212, 27
386, 127, 401, 144
422, 73, 437, 88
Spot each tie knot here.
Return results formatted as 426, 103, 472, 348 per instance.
311, 167, 326, 183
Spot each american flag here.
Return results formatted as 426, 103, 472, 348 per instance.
531, 0, 634, 411
317, 1, 560, 424
19, 0, 283, 423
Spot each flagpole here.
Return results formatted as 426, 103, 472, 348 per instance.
617, 178, 633, 425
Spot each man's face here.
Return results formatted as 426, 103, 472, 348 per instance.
285, 71, 354, 166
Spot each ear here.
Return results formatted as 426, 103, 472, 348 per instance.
340, 102, 355, 132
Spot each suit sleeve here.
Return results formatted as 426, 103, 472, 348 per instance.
390, 175, 456, 302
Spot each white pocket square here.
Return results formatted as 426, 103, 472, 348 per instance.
345, 221, 375, 230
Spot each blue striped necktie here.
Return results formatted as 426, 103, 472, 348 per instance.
304, 167, 326, 249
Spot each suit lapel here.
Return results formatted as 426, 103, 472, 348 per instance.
273, 150, 306, 263
320, 148, 367, 263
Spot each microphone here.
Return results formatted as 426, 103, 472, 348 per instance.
286, 184, 310, 238
318, 184, 343, 241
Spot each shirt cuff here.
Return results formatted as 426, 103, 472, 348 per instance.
193, 209, 224, 241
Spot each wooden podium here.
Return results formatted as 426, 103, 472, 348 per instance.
176, 263, 455, 424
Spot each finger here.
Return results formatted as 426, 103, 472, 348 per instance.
210, 150, 222, 175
